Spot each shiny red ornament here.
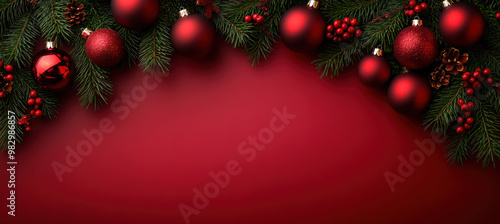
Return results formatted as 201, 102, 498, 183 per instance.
111, 0, 159, 30
31, 42, 74, 91
171, 9, 216, 58
439, 2, 484, 48
357, 48, 391, 88
387, 73, 432, 115
279, 1, 325, 53
394, 19, 438, 70
85, 28, 125, 67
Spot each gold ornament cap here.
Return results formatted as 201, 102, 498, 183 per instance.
307, 0, 319, 9
443, 0, 452, 8
179, 7, 189, 18
412, 16, 423, 26
46, 41, 56, 49
372, 46, 383, 56
81, 28, 93, 39
402, 67, 409, 74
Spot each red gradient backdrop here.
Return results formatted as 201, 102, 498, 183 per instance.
1, 40, 500, 224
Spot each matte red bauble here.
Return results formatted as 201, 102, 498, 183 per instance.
439, 2, 484, 48
111, 0, 159, 30
31, 42, 74, 91
357, 47, 391, 87
279, 0, 325, 53
84, 28, 125, 67
387, 73, 432, 115
394, 19, 438, 70
171, 9, 216, 58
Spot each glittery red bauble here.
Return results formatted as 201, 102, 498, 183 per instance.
171, 14, 216, 58
279, 5, 325, 53
357, 54, 391, 87
111, 0, 159, 30
387, 73, 432, 115
85, 29, 125, 67
439, 2, 484, 48
31, 48, 74, 91
394, 25, 438, 70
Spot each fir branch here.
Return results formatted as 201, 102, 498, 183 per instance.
139, 1, 173, 76
72, 37, 113, 110
445, 134, 470, 166
1, 9, 39, 69
470, 104, 500, 167
0, 68, 58, 151
114, 25, 141, 67
36, 0, 73, 43
313, 41, 364, 77
0, 0, 31, 38
424, 83, 464, 135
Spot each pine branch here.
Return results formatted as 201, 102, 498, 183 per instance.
470, 104, 500, 167
424, 82, 464, 135
0, 0, 31, 38
36, 0, 73, 43
72, 36, 113, 110
0, 68, 58, 151
139, 0, 173, 76
1, 8, 39, 69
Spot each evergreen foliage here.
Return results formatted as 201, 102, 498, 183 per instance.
0, 0, 499, 167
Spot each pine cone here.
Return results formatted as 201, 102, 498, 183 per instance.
65, 0, 86, 26
430, 64, 450, 90
440, 48, 468, 76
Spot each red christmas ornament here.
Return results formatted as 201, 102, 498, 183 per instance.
111, 0, 159, 30
279, 0, 325, 53
439, 1, 484, 48
394, 18, 438, 70
83, 28, 125, 67
171, 8, 216, 58
387, 72, 432, 115
31, 42, 74, 91
357, 47, 391, 87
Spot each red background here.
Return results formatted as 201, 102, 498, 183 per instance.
1, 40, 500, 224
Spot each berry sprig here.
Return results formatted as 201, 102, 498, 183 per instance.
462, 68, 498, 96
17, 90, 44, 132
456, 99, 475, 135
404, 0, 428, 17
244, 14, 270, 35
0, 60, 15, 99
257, 0, 269, 15
326, 17, 362, 43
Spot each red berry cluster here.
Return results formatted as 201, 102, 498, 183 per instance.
496, 12, 500, 19
404, 1, 428, 17
456, 99, 475, 135
244, 14, 270, 35
257, 0, 269, 15
462, 68, 498, 96
0, 60, 15, 99
17, 90, 44, 132
326, 17, 362, 43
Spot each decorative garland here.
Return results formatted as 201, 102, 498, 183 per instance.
1, 0, 499, 167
